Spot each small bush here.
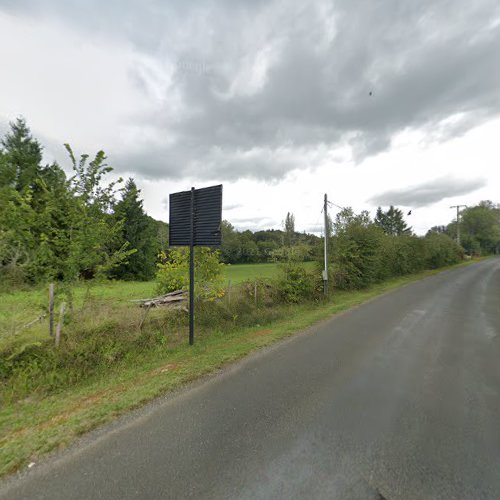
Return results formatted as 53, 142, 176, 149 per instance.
156, 248, 225, 299
274, 261, 321, 303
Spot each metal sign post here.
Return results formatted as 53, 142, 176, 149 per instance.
169, 184, 222, 345
189, 187, 195, 345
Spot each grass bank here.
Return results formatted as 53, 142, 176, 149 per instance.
0, 259, 482, 478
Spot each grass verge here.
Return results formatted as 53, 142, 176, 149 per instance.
0, 259, 484, 478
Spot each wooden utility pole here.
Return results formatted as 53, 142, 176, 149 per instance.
450, 205, 467, 245
323, 194, 329, 295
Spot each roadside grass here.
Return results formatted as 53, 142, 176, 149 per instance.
0, 281, 157, 350
0, 258, 484, 478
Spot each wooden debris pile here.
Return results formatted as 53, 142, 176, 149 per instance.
130, 290, 187, 309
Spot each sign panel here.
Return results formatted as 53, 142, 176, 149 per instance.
169, 184, 222, 247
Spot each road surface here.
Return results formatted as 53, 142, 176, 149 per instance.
1, 259, 499, 499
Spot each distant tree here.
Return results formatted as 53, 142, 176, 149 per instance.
112, 178, 157, 281
152, 218, 169, 253
375, 206, 412, 236
427, 225, 448, 235
239, 231, 259, 263
0, 117, 43, 192
220, 220, 241, 263
283, 212, 295, 246
459, 201, 500, 254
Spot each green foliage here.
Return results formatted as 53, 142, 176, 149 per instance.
332, 208, 385, 289
330, 207, 462, 290
283, 212, 295, 247
63, 144, 133, 281
381, 235, 426, 277
220, 221, 241, 263
112, 178, 157, 281
424, 232, 463, 268
219, 221, 320, 265
459, 201, 500, 255
156, 248, 225, 299
0, 117, 43, 192
270, 244, 313, 263
375, 205, 412, 236
0, 118, 174, 288
272, 247, 322, 303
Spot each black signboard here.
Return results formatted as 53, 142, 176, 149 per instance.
168, 184, 223, 345
169, 185, 222, 247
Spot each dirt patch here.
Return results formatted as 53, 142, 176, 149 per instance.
252, 329, 273, 337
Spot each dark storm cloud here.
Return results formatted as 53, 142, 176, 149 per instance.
2, 0, 500, 181
370, 177, 486, 208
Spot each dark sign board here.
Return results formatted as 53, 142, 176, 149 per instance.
168, 184, 223, 346
169, 184, 222, 247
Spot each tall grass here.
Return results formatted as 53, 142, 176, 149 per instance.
0, 266, 323, 404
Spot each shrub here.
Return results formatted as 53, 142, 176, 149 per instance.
423, 233, 463, 268
156, 247, 225, 300
332, 222, 384, 290
274, 260, 321, 303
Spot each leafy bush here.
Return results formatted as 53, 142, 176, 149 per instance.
329, 208, 463, 290
156, 247, 225, 300
381, 235, 426, 277
423, 233, 463, 268
274, 260, 321, 303
332, 212, 385, 289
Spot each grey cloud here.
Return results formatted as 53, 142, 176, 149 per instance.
369, 177, 486, 208
2, 0, 500, 181
223, 203, 242, 211
230, 216, 280, 231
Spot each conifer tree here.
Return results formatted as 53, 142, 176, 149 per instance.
113, 178, 157, 280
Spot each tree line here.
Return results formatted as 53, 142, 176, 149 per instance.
331, 207, 462, 290
1, 117, 498, 291
0, 118, 167, 288
428, 201, 500, 255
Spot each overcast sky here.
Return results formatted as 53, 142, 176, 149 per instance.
1, 0, 499, 235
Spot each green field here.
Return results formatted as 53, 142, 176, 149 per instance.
223, 261, 316, 284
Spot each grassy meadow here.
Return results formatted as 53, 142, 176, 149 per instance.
1, 262, 319, 349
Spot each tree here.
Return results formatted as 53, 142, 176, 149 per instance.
112, 178, 157, 281
220, 221, 242, 263
374, 206, 412, 236
332, 208, 384, 289
427, 225, 448, 235
283, 212, 295, 247
459, 201, 500, 254
63, 144, 133, 280
0, 118, 71, 283
0, 117, 43, 192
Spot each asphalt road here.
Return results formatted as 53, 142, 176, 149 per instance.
1, 259, 499, 500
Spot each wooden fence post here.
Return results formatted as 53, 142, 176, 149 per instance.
254, 281, 257, 306
49, 283, 55, 337
227, 280, 232, 305
55, 302, 66, 347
